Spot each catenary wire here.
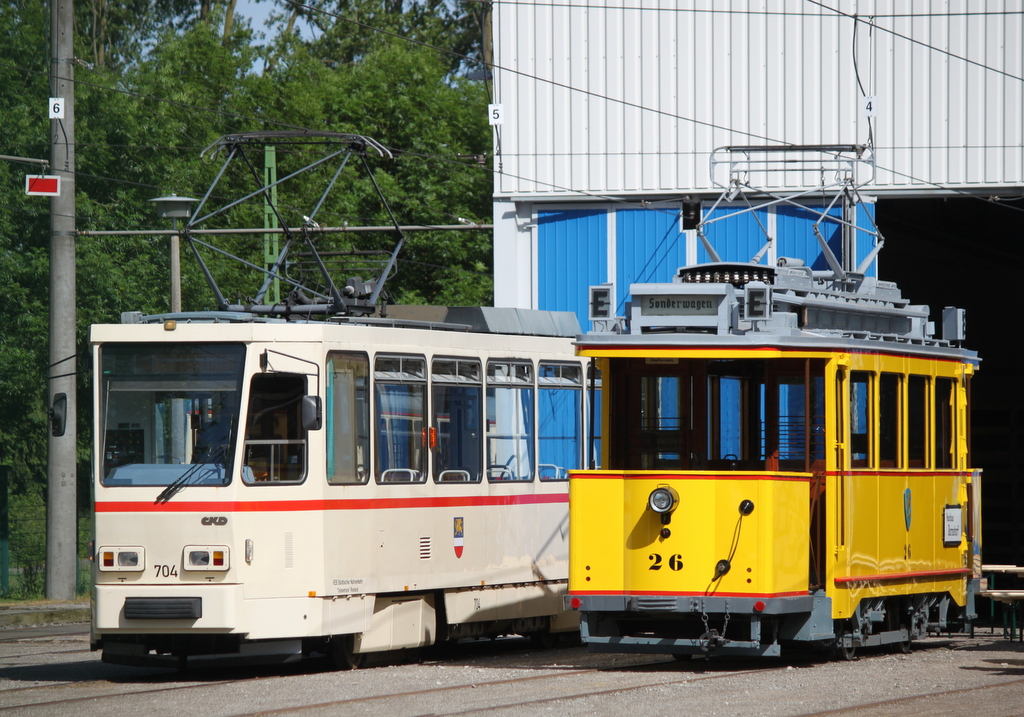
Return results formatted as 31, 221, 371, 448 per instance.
806, 0, 1024, 83
4, 7, 1023, 226
472, 0, 1024, 22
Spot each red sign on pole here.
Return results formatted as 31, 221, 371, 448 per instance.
26, 175, 60, 196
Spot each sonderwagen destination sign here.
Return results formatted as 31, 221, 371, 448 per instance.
641, 295, 719, 316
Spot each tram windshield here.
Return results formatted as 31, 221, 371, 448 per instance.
98, 343, 246, 487
608, 357, 825, 472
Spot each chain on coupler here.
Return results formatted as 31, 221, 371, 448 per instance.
699, 611, 727, 652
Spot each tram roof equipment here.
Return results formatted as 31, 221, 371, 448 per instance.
180, 131, 415, 318
586, 144, 972, 358
118, 306, 582, 338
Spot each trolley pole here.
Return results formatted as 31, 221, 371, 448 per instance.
46, 0, 78, 600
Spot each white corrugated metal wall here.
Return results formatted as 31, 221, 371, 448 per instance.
489, 0, 1024, 580
492, 0, 1024, 197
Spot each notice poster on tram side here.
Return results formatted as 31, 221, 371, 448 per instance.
943, 505, 963, 547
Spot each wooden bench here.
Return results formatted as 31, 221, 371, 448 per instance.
979, 565, 1024, 641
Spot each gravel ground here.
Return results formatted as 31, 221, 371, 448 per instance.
1, 628, 1023, 716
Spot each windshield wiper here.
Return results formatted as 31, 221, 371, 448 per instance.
155, 444, 228, 504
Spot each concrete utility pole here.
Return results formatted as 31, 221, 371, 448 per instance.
47, 0, 78, 600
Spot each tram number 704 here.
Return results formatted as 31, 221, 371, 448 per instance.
155, 564, 179, 577
648, 553, 683, 571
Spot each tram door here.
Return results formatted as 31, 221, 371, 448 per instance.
828, 366, 848, 589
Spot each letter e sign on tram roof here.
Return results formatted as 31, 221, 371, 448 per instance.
589, 284, 613, 322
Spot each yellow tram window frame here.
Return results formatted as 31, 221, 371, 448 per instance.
907, 374, 929, 468
848, 371, 873, 468
878, 372, 902, 469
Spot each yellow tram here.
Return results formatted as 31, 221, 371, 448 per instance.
566, 262, 981, 658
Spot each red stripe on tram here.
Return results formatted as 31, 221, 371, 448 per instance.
95, 493, 568, 513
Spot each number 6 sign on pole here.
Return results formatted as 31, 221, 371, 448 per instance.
49, 97, 65, 119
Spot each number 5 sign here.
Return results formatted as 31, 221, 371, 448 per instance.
488, 103, 503, 125
49, 97, 65, 119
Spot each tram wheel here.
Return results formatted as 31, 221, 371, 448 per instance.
530, 631, 558, 649
330, 634, 364, 670
831, 639, 856, 659
833, 633, 857, 661
893, 626, 912, 654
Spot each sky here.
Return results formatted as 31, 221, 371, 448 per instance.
235, 0, 275, 37
234, 0, 316, 42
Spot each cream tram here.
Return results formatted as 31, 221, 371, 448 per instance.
90, 131, 593, 667
91, 308, 587, 667
565, 261, 981, 658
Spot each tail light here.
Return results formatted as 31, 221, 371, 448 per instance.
97, 546, 145, 572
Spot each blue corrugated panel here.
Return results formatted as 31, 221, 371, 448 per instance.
854, 202, 877, 278
615, 208, 687, 315
700, 205, 772, 264
776, 204, 843, 271
701, 203, 877, 276
538, 209, 608, 330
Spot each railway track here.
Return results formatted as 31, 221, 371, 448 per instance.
2, 631, 1022, 716
798, 677, 1024, 716
0, 650, 784, 715
0, 624, 88, 642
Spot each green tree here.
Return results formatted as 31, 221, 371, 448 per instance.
0, 2, 60, 482
0, 2, 494, 542
264, 0, 482, 74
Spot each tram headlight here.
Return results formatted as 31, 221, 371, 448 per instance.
97, 546, 146, 572
183, 545, 229, 571
117, 551, 139, 567
648, 486, 679, 525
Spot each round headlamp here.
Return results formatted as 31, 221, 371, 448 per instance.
648, 486, 678, 514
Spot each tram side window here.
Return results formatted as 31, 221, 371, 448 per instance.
487, 361, 535, 481
707, 361, 764, 470
243, 373, 307, 483
935, 377, 956, 469
538, 363, 583, 481
326, 352, 370, 484
432, 358, 482, 483
775, 373, 825, 471
375, 355, 427, 484
879, 373, 901, 468
908, 375, 928, 468
849, 372, 872, 468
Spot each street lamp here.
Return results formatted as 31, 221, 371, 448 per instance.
149, 193, 198, 313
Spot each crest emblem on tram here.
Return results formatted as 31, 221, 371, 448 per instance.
454, 517, 464, 558
904, 489, 912, 531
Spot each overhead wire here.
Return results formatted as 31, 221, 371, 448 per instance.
286, 1, 784, 145
5, 4, 1024, 232
291, 0, 1024, 215
806, 0, 1024, 83
0, 59, 305, 132
473, 0, 1023, 21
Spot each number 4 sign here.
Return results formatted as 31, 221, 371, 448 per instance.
862, 96, 877, 118
49, 97, 65, 119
